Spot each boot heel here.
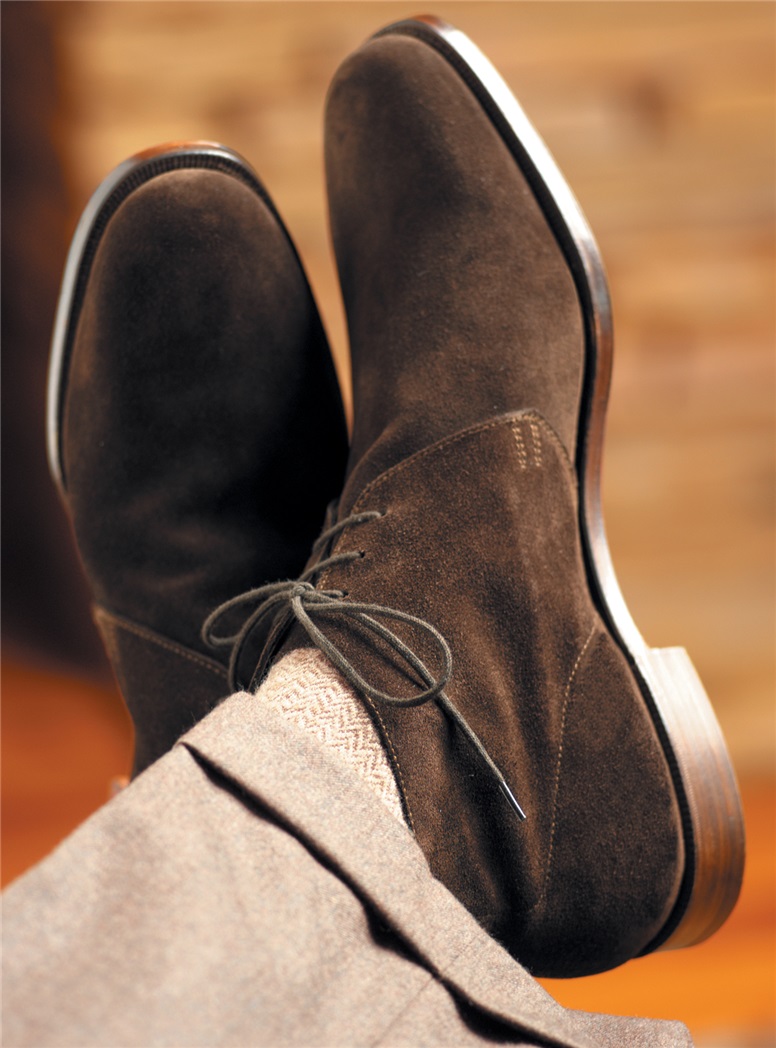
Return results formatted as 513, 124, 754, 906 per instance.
639, 645, 745, 951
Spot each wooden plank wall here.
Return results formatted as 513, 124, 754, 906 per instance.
2, 4, 774, 1046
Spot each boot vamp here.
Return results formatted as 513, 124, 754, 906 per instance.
326, 33, 585, 498
64, 169, 346, 656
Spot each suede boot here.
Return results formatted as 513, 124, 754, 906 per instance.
50, 143, 348, 776
206, 20, 744, 977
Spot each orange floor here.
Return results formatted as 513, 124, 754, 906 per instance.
2, 656, 774, 1046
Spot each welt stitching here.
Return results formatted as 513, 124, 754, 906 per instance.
540, 623, 598, 903
95, 608, 228, 679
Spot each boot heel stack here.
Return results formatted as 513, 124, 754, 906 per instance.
584, 472, 744, 955
640, 645, 745, 951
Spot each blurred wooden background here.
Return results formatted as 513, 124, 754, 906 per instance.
2, 3, 773, 1046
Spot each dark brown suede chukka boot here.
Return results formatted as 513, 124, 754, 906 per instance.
49, 143, 348, 777
206, 20, 744, 977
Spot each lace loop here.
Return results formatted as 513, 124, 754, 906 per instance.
201, 510, 526, 821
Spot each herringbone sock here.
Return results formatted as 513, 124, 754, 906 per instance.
256, 648, 406, 825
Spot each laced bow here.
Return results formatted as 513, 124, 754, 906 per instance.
202, 510, 526, 820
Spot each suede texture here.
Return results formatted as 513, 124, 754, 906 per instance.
278, 414, 683, 977
264, 31, 684, 977
94, 606, 228, 774
61, 165, 348, 774
325, 35, 584, 498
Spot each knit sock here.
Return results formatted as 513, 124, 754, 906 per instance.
256, 648, 406, 825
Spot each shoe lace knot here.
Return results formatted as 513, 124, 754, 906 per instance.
202, 508, 525, 820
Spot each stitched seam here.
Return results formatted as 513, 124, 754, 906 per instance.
529, 419, 543, 468
305, 559, 415, 825
371, 928, 485, 1046
326, 413, 572, 573
94, 606, 229, 680
360, 694, 417, 834
512, 424, 527, 470
314, 412, 572, 843
297, 552, 416, 830
540, 623, 598, 903
371, 970, 441, 1047
353, 409, 573, 514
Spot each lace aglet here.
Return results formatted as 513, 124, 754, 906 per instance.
499, 779, 526, 820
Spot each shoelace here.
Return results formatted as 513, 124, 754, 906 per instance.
202, 510, 526, 821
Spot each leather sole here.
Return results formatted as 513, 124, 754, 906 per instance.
47, 142, 296, 493
375, 15, 745, 955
